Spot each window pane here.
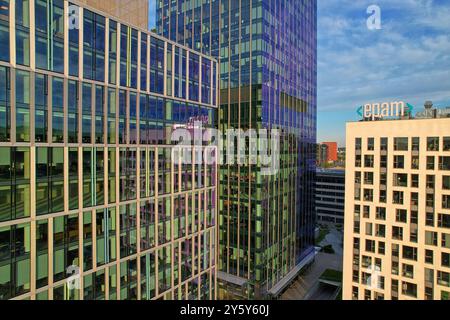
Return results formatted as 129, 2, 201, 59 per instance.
36, 220, 48, 288
82, 83, 92, 143
15, 0, 30, 66
67, 80, 78, 143
0, 66, 10, 142
0, 0, 10, 62
68, 4, 79, 76
52, 77, 64, 143
35, 73, 48, 142
15, 70, 30, 142
35, 0, 64, 73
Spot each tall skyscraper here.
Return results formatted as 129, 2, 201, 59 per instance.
0, 0, 218, 300
78, 0, 149, 29
343, 103, 450, 300
156, 0, 317, 299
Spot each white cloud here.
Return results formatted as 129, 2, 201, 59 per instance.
318, 0, 450, 113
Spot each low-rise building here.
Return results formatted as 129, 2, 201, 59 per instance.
316, 169, 345, 224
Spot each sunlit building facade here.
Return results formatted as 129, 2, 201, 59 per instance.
343, 110, 450, 300
156, 0, 317, 299
0, 0, 218, 300
78, 0, 149, 30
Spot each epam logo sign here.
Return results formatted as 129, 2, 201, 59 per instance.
357, 101, 414, 120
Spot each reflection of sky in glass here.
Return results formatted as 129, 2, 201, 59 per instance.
148, 0, 157, 30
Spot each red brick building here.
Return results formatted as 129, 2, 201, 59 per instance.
321, 142, 338, 162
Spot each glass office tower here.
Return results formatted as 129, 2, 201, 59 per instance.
0, 0, 218, 300
156, 0, 317, 299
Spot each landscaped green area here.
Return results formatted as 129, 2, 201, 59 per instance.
319, 269, 343, 284
315, 225, 330, 245
320, 245, 335, 254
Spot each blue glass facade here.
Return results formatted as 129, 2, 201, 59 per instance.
156, 0, 317, 299
0, 0, 218, 300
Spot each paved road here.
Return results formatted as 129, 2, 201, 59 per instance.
319, 225, 344, 255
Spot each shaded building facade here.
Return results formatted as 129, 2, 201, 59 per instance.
0, 0, 218, 300
316, 169, 345, 224
155, 0, 317, 299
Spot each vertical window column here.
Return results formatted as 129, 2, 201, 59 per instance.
51, 77, 64, 143
15, 0, 30, 66
174, 47, 187, 99
107, 88, 116, 144
140, 34, 148, 91
118, 89, 127, 144
35, 0, 64, 73
108, 20, 117, 85
108, 148, 116, 204
129, 92, 137, 144
83, 10, 105, 82
67, 80, 78, 143
139, 94, 148, 145
68, 147, 78, 210
36, 147, 64, 216
34, 73, 48, 143
15, 69, 30, 142
82, 83, 92, 144
0, 147, 31, 222
201, 57, 211, 105
94, 85, 104, 144
68, 3, 79, 76
0, 66, 11, 142
0, 0, 10, 62
150, 36, 165, 94
188, 52, 199, 102
166, 43, 172, 96
52, 214, 78, 284
0, 223, 31, 299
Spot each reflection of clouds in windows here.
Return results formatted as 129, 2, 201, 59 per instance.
148, 0, 157, 30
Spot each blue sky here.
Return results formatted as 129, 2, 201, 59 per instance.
146, 1, 450, 147
318, 0, 450, 146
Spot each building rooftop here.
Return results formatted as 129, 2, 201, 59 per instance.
357, 101, 450, 123
316, 168, 346, 175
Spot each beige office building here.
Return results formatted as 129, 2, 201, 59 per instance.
343, 104, 450, 300
79, 0, 149, 29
